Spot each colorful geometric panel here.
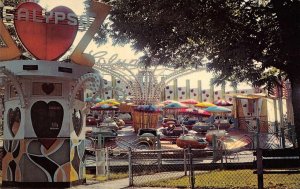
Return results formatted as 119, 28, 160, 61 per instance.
2, 139, 85, 183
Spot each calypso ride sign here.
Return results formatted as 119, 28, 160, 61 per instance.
0, 0, 111, 66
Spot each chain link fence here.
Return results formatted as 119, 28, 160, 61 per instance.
84, 118, 300, 189
129, 147, 257, 188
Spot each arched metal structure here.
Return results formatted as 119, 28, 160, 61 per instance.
93, 56, 206, 104
0, 66, 26, 108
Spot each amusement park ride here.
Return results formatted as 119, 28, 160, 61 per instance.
1, 1, 294, 188
93, 57, 205, 105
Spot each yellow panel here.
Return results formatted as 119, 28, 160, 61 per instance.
70, 1, 111, 67
0, 19, 21, 61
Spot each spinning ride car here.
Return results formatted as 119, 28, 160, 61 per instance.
176, 134, 208, 149
192, 122, 215, 133
136, 128, 158, 150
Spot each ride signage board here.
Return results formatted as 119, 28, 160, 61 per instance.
0, 1, 111, 66
13, 2, 78, 61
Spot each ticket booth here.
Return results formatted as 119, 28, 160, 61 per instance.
0, 60, 103, 187
0, 1, 110, 186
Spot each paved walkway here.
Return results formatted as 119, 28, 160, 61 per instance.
71, 178, 177, 189
0, 179, 176, 189
71, 178, 129, 189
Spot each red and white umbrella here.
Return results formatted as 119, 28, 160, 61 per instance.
213, 99, 233, 106
180, 99, 199, 105
178, 108, 211, 117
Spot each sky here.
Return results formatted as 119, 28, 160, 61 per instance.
38, 0, 251, 91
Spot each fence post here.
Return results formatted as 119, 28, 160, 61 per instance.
128, 147, 133, 186
184, 148, 187, 176
157, 135, 162, 172
256, 118, 263, 189
96, 134, 106, 176
256, 148, 263, 189
281, 128, 286, 148
274, 120, 279, 137
212, 134, 217, 162
288, 123, 297, 148
105, 147, 110, 179
220, 142, 224, 169
188, 146, 195, 189
255, 118, 260, 149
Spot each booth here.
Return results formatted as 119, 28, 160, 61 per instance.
0, 1, 110, 187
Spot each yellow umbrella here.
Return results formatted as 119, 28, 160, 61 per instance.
194, 102, 216, 108
226, 93, 269, 99
96, 99, 120, 106
105, 99, 119, 102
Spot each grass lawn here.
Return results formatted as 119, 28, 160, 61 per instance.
141, 169, 300, 189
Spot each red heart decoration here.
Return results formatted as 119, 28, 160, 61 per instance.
14, 2, 78, 60
42, 83, 55, 95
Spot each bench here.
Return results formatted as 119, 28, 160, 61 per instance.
253, 148, 300, 188
254, 148, 300, 173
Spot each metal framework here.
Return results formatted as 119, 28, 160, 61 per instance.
93, 58, 205, 104
69, 73, 104, 107
0, 66, 26, 108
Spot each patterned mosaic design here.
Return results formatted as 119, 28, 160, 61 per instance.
190, 88, 199, 99
103, 80, 112, 99
164, 85, 175, 100
2, 139, 85, 183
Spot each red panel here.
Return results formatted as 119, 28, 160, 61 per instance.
14, 2, 78, 61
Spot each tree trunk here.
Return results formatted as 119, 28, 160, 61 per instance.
273, 0, 300, 147
290, 76, 300, 147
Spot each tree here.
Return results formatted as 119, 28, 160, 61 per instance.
100, 0, 300, 142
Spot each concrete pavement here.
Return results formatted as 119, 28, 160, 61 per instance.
71, 178, 177, 189
71, 178, 129, 189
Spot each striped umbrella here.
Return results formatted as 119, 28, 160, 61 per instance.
180, 99, 199, 105
179, 108, 211, 117
205, 106, 232, 113
91, 104, 119, 111
213, 99, 233, 106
